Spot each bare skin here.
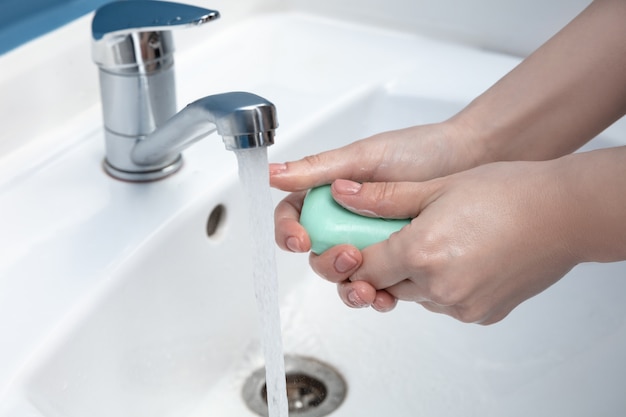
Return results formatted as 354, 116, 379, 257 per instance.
270, 0, 626, 324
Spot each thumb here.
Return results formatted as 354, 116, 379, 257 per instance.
330, 179, 442, 219
269, 142, 387, 192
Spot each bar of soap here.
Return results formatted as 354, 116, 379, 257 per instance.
300, 185, 411, 254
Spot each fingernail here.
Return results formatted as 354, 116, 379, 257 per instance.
286, 236, 301, 252
334, 252, 358, 273
269, 163, 288, 175
333, 179, 361, 195
373, 295, 397, 313
347, 290, 369, 308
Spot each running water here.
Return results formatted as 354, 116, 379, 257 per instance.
235, 147, 289, 417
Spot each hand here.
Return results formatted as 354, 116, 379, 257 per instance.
270, 121, 481, 192
327, 159, 583, 324
270, 0, 626, 321
271, 122, 482, 312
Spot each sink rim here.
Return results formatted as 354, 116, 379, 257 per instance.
2, 10, 625, 416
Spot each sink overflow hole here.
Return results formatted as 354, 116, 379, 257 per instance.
206, 204, 226, 238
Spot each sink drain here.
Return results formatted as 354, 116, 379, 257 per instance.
242, 355, 347, 417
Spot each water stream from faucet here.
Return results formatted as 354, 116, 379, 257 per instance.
235, 147, 289, 417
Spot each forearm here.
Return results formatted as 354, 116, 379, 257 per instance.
454, 0, 626, 163
559, 146, 626, 263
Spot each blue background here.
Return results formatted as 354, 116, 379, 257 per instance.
0, 0, 114, 55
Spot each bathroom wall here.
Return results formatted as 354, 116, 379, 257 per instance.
0, 0, 596, 162
2, 0, 593, 57
0, 0, 111, 55
287, 0, 593, 57
0, 0, 284, 163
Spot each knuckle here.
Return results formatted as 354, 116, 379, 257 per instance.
396, 234, 469, 307
398, 234, 446, 275
352, 182, 402, 216
371, 182, 400, 205
451, 304, 489, 324
429, 280, 463, 306
300, 154, 323, 169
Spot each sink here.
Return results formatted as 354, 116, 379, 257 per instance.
1, 11, 625, 417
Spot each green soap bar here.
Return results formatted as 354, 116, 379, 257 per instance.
300, 185, 411, 254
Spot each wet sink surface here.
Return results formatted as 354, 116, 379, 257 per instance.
1, 11, 626, 417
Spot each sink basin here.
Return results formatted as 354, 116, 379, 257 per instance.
1, 11, 625, 417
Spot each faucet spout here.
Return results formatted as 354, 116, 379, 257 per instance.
91, 2, 278, 182
104, 92, 278, 182
133, 92, 277, 164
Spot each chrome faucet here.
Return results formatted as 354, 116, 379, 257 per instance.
91, 1, 277, 181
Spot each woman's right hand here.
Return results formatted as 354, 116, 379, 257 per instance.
270, 120, 480, 193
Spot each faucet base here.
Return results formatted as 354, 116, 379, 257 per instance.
102, 156, 183, 182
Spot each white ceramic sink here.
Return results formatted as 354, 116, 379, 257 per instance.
1, 11, 625, 417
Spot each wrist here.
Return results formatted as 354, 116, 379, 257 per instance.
431, 114, 488, 174
554, 147, 626, 264
447, 86, 556, 165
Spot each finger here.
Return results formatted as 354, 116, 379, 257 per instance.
309, 245, 362, 283
336, 280, 398, 311
349, 227, 421, 291
419, 301, 450, 316
274, 191, 311, 252
269, 141, 388, 192
371, 290, 398, 312
384, 278, 430, 303
337, 280, 377, 308
331, 179, 442, 219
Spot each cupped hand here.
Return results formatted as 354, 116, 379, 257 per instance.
328, 159, 583, 324
272, 186, 398, 312
271, 122, 480, 312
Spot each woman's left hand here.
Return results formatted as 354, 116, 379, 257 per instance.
326, 159, 584, 324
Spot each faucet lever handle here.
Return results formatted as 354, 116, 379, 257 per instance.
92, 0, 219, 40
92, 1, 219, 71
